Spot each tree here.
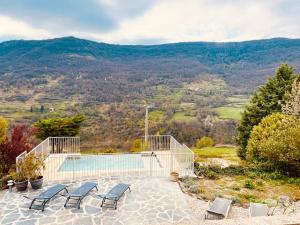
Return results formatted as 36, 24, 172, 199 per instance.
247, 113, 300, 173
196, 136, 214, 148
34, 114, 86, 140
236, 64, 297, 159
0, 125, 36, 176
283, 77, 300, 116
0, 117, 8, 144
40, 105, 45, 113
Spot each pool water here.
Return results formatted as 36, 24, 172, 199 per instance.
58, 154, 144, 171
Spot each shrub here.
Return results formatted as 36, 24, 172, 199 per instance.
130, 139, 141, 152
22, 153, 45, 180
231, 196, 241, 204
189, 185, 199, 194
0, 117, 8, 144
182, 176, 196, 187
0, 125, 36, 176
196, 136, 214, 148
222, 165, 245, 176
244, 179, 255, 189
231, 183, 241, 191
205, 170, 220, 180
247, 113, 300, 173
195, 165, 221, 179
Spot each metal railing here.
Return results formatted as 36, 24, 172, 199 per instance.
16, 135, 194, 181
141, 135, 194, 176
16, 137, 80, 168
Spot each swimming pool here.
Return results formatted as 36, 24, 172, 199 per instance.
58, 154, 144, 172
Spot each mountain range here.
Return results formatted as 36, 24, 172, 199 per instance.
1, 37, 300, 101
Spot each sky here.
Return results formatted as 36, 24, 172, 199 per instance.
0, 0, 300, 44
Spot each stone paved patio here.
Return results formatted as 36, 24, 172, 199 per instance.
1, 177, 300, 225
0, 177, 208, 225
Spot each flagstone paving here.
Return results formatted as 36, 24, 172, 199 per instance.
0, 177, 207, 225
0, 177, 300, 225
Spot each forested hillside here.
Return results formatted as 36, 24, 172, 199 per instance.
0, 37, 299, 150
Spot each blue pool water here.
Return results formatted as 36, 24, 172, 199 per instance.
58, 154, 144, 171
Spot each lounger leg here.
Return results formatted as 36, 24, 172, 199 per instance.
128, 187, 131, 192
101, 197, 106, 207
114, 200, 117, 210
41, 200, 47, 212
95, 186, 98, 191
29, 199, 36, 209
64, 196, 70, 207
77, 198, 82, 209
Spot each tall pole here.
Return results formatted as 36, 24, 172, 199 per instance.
145, 106, 149, 144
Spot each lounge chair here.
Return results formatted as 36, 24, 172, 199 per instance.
64, 182, 98, 209
249, 203, 270, 217
205, 197, 232, 219
28, 184, 68, 211
250, 197, 295, 217
99, 183, 130, 209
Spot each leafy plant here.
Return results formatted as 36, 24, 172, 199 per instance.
244, 179, 255, 189
247, 113, 300, 173
189, 185, 199, 194
22, 153, 45, 180
0, 124, 36, 176
196, 136, 214, 148
182, 176, 196, 187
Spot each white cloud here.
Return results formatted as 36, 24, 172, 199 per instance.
0, 15, 54, 40
0, 0, 299, 44
90, 0, 300, 44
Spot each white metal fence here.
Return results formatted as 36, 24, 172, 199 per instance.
16, 135, 194, 181
16, 137, 80, 169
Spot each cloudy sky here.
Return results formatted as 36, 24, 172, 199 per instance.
0, 0, 299, 44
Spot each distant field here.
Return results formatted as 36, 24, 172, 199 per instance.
172, 111, 196, 122
193, 146, 238, 161
215, 106, 244, 120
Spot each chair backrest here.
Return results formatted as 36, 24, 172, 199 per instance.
250, 203, 269, 217
40, 184, 66, 198
208, 197, 232, 217
108, 183, 129, 197
71, 182, 97, 196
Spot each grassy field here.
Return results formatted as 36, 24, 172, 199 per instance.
172, 111, 197, 122
214, 106, 244, 120
193, 146, 240, 163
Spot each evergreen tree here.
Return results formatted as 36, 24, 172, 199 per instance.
40, 105, 45, 113
236, 64, 298, 159
34, 114, 86, 140
283, 77, 300, 116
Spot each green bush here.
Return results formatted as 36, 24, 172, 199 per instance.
195, 165, 221, 179
182, 176, 196, 187
222, 165, 245, 175
231, 183, 241, 191
196, 136, 214, 148
244, 179, 255, 189
189, 185, 199, 194
205, 170, 220, 180
247, 113, 300, 173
